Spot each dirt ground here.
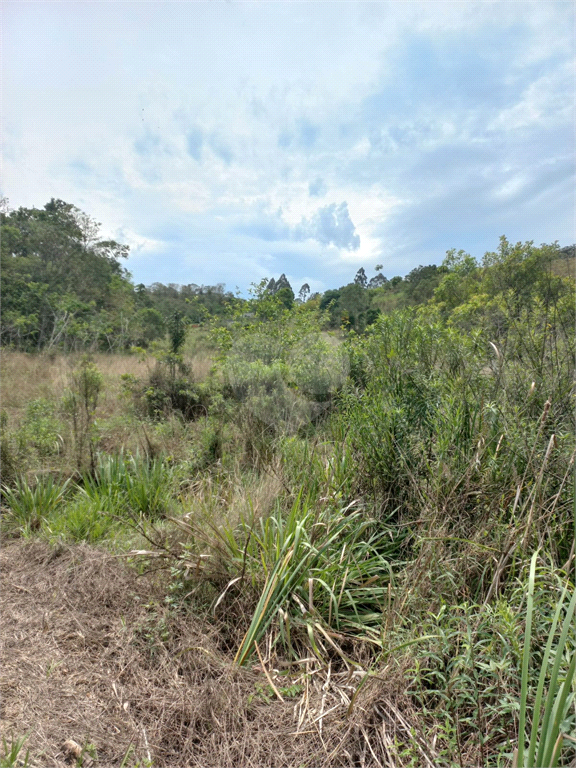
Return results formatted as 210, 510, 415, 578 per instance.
1, 540, 421, 768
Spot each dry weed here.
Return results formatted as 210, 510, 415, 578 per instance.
1, 540, 423, 768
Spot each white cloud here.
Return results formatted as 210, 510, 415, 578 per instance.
114, 228, 166, 258
2, 0, 574, 290
489, 62, 574, 132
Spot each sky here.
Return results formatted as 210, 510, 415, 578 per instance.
2, 1, 575, 295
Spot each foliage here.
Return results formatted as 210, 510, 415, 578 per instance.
62, 356, 103, 471
2, 474, 70, 535
0, 733, 30, 768
1, 199, 132, 351
80, 452, 175, 520
167, 310, 187, 354
515, 553, 576, 768
403, 555, 576, 767
1, 223, 575, 766
202, 494, 402, 666
17, 398, 63, 458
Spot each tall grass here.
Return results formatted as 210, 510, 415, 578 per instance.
215, 495, 404, 665
515, 553, 576, 768
2, 475, 70, 534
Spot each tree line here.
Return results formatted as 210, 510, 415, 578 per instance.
1, 197, 574, 350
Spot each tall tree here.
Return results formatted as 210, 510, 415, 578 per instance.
298, 283, 311, 303
354, 268, 368, 288
368, 274, 387, 289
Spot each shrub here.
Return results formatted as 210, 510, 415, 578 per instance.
17, 398, 63, 458
61, 356, 103, 471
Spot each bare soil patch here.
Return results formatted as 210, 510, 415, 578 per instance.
1, 540, 414, 767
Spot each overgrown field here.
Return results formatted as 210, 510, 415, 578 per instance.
1, 240, 575, 767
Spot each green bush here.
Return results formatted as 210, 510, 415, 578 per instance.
17, 398, 63, 457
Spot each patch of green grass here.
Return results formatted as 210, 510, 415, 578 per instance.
515, 552, 576, 768
43, 495, 118, 543
2, 474, 70, 535
0, 733, 30, 768
226, 494, 403, 665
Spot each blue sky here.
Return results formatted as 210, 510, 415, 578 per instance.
3, 1, 574, 295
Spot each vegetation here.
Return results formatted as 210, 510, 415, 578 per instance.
1, 198, 575, 767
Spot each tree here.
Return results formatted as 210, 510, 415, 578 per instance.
481, 237, 565, 318
354, 268, 368, 288
298, 283, 311, 303
167, 310, 187, 354
405, 264, 446, 304
339, 282, 371, 332
368, 274, 387, 289
273, 274, 293, 293
1, 199, 133, 350
319, 289, 341, 327
443, 248, 478, 276
134, 307, 165, 346
275, 287, 295, 310
263, 274, 294, 310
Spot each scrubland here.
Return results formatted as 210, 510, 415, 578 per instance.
1, 246, 575, 767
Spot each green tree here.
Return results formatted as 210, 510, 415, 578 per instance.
339, 282, 371, 332
482, 237, 565, 318
298, 283, 311, 303
167, 310, 187, 354
433, 249, 480, 313
319, 289, 342, 327
1, 199, 133, 350
354, 267, 368, 288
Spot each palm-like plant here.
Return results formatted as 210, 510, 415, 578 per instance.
514, 552, 576, 767
2, 475, 70, 533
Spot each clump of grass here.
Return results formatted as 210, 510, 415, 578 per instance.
515, 552, 576, 768
2, 474, 70, 535
79, 451, 175, 519
0, 733, 30, 768
44, 494, 119, 543
203, 494, 404, 666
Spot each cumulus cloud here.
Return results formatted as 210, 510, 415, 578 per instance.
294, 202, 360, 250
2, 0, 573, 292
236, 202, 360, 251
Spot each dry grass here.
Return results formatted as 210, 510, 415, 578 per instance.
0, 352, 147, 422
180, 465, 284, 528
0, 350, 216, 470
0, 350, 213, 419
1, 540, 423, 768
187, 352, 214, 383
